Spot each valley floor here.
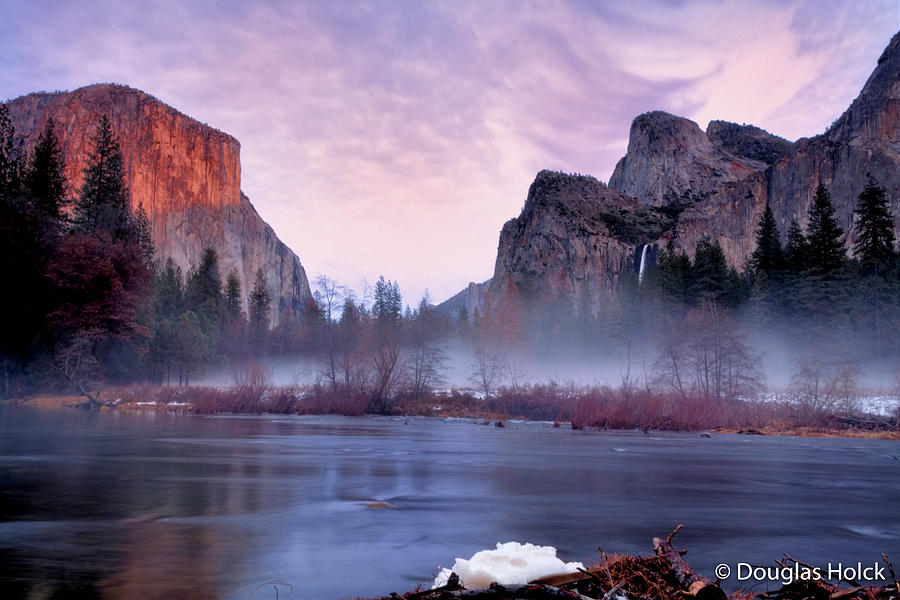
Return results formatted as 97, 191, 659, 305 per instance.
6, 386, 900, 441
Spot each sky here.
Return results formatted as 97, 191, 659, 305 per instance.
1, 0, 897, 304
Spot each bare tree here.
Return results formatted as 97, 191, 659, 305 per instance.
370, 338, 401, 413
405, 292, 449, 399
56, 334, 104, 408
507, 360, 530, 394
315, 275, 347, 391
407, 344, 447, 399
231, 362, 273, 412
470, 337, 508, 399
334, 295, 368, 391
654, 302, 762, 400
653, 317, 689, 399
790, 357, 860, 423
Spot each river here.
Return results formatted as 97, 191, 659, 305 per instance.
1, 407, 898, 599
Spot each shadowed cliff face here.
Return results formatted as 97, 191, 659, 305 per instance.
444, 32, 900, 320
663, 32, 900, 267
608, 111, 767, 207
487, 171, 638, 322
6, 84, 312, 322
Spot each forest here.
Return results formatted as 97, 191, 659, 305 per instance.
1, 104, 898, 431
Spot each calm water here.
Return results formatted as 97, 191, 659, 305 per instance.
1, 407, 899, 599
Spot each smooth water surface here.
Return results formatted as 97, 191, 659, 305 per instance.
1, 407, 899, 599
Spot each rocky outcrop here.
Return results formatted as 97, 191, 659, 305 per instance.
608, 111, 766, 207
666, 31, 900, 266
483, 171, 640, 321
439, 280, 491, 320
706, 120, 793, 166
445, 32, 900, 318
6, 84, 312, 322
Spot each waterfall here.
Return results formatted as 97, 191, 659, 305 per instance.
638, 244, 649, 283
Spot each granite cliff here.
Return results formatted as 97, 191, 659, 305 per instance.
6, 84, 312, 322
487, 172, 642, 322
443, 32, 900, 323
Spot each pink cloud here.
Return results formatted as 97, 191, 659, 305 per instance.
2, 0, 896, 302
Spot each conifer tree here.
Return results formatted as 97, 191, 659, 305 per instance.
154, 259, 184, 322
750, 204, 783, 277
73, 116, 130, 238
0, 103, 22, 203
224, 271, 243, 323
689, 238, 729, 303
657, 243, 691, 308
25, 120, 67, 226
805, 183, 845, 275
132, 202, 154, 267
373, 275, 401, 329
783, 218, 808, 272
853, 175, 896, 271
186, 247, 223, 328
249, 268, 271, 354
851, 176, 898, 353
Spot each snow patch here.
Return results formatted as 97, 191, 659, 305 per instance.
433, 542, 583, 589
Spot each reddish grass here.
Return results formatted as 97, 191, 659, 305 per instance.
52, 381, 897, 436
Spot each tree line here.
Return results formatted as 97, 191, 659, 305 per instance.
0, 107, 153, 404
589, 177, 898, 401
2, 97, 896, 412
0, 106, 275, 401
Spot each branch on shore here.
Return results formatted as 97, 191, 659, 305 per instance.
369, 528, 898, 600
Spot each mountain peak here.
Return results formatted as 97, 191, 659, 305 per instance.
826, 31, 900, 144
6, 85, 311, 322
609, 111, 763, 206
877, 31, 900, 65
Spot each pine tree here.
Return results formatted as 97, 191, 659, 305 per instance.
373, 275, 401, 328
175, 311, 207, 385
186, 247, 223, 329
249, 268, 271, 354
657, 244, 691, 308
25, 120, 67, 225
154, 259, 184, 322
0, 105, 42, 371
750, 204, 783, 277
783, 218, 808, 272
853, 175, 896, 270
132, 202, 154, 267
0, 103, 22, 203
689, 238, 729, 303
73, 116, 130, 238
224, 271, 242, 323
805, 183, 845, 275
851, 176, 898, 354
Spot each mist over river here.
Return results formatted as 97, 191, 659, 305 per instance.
1, 408, 898, 599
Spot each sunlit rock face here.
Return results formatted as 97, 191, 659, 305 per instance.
447, 33, 900, 320
6, 83, 312, 321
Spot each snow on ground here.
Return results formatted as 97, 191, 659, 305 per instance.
433, 542, 584, 589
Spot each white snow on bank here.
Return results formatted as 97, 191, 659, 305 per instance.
433, 542, 583, 589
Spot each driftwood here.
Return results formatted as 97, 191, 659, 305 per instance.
652, 525, 726, 600
372, 528, 898, 600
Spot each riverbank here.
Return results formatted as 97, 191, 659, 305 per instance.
363, 527, 900, 600
6, 385, 900, 440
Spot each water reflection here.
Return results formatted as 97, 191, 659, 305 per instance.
1, 408, 898, 599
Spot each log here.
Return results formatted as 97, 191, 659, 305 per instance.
652, 535, 727, 600
432, 583, 591, 599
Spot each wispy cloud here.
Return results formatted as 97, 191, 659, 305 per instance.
1, 0, 896, 301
